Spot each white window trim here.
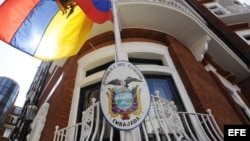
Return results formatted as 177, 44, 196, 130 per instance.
68, 42, 197, 126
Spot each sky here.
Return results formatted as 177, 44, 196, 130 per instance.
0, 40, 41, 107
0, 0, 249, 107
240, 0, 250, 4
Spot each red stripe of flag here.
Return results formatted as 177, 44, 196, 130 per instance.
0, 0, 40, 43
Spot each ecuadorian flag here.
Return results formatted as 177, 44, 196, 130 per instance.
0, 0, 93, 60
75, 0, 112, 24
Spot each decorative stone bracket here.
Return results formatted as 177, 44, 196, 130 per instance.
190, 35, 211, 61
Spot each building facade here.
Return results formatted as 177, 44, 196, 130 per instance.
11, 0, 250, 141
0, 76, 20, 140
0, 106, 22, 141
9, 61, 50, 141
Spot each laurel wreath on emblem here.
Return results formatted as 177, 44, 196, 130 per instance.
105, 77, 143, 120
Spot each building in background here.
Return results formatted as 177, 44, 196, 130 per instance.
9, 61, 50, 141
0, 106, 22, 141
0, 76, 20, 140
10, 0, 250, 141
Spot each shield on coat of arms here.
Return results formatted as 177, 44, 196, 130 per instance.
114, 88, 133, 111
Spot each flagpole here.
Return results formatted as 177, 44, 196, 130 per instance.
111, 0, 122, 61
109, 2, 144, 141
111, 2, 126, 141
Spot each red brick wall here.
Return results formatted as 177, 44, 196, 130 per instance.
38, 67, 63, 106
39, 58, 78, 141
167, 35, 249, 129
0, 137, 9, 141
238, 77, 250, 107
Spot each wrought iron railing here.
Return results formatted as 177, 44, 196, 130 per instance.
54, 95, 223, 141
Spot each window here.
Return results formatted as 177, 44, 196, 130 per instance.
208, 6, 218, 10
9, 116, 18, 124
6, 80, 12, 87
0, 85, 2, 92
78, 83, 101, 120
0, 78, 7, 85
14, 107, 22, 115
0, 95, 3, 101
129, 58, 163, 66
146, 75, 185, 111
86, 61, 114, 77
2, 87, 8, 95
3, 128, 12, 138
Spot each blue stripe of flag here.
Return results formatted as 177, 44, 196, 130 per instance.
92, 0, 111, 12
10, 0, 59, 55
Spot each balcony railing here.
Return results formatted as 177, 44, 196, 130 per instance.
209, 4, 250, 17
53, 94, 223, 141
117, 0, 193, 15
225, 4, 250, 14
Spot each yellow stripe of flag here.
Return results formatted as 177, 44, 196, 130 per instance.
35, 6, 93, 60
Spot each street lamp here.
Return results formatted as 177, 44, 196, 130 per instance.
18, 104, 38, 141
25, 104, 38, 121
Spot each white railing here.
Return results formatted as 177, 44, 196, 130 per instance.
209, 8, 232, 17
117, 0, 193, 15
54, 95, 223, 141
225, 4, 250, 14
208, 4, 250, 17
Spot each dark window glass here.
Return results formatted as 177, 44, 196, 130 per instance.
129, 58, 163, 65
14, 107, 22, 115
0, 95, 3, 101
209, 6, 218, 10
6, 80, 12, 87
0, 78, 7, 85
2, 87, 8, 95
78, 83, 101, 115
86, 61, 114, 77
243, 35, 250, 41
0, 85, 3, 92
145, 75, 185, 111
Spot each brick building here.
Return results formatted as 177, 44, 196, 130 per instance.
0, 106, 22, 141
10, 0, 250, 141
